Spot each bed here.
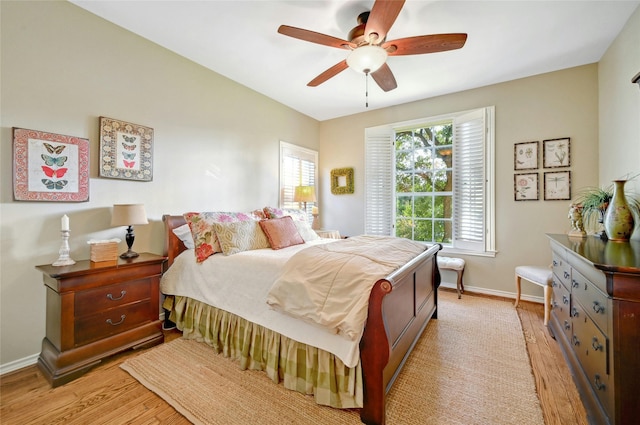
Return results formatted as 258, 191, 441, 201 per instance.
161, 213, 441, 425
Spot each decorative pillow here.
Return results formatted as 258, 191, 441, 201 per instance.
184, 211, 260, 262
172, 223, 195, 250
259, 216, 305, 250
213, 220, 270, 256
263, 206, 307, 222
262, 206, 319, 242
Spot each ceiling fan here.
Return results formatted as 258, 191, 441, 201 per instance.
277, 0, 467, 92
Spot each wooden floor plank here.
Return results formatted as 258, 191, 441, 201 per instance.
1, 291, 588, 425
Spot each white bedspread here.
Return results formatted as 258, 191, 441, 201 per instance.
266, 235, 427, 341
160, 239, 365, 368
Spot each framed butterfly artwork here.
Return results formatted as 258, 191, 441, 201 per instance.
12, 128, 90, 202
99, 117, 153, 181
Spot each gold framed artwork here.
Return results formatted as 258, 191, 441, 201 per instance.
514, 141, 538, 170
12, 127, 90, 202
331, 167, 354, 195
543, 137, 570, 168
514, 173, 539, 201
544, 171, 571, 200
99, 117, 154, 181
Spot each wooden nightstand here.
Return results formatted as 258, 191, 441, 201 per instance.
35, 253, 165, 387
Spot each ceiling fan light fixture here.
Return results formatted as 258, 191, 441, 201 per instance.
347, 45, 388, 74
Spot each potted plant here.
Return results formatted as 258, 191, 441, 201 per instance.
575, 185, 640, 238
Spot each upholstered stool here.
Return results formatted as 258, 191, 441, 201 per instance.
514, 266, 553, 325
437, 256, 466, 299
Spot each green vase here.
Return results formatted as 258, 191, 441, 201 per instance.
603, 180, 635, 241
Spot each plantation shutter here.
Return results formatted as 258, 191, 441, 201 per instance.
453, 109, 486, 251
279, 141, 317, 218
364, 127, 394, 235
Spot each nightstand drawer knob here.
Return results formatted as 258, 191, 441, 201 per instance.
107, 290, 127, 301
106, 314, 126, 326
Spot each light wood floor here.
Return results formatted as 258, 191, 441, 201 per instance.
1, 290, 588, 425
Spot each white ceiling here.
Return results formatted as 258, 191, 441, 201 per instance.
69, 0, 639, 121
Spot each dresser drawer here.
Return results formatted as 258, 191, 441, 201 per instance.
552, 250, 571, 289
571, 268, 609, 334
571, 301, 613, 417
75, 279, 152, 317
551, 278, 572, 340
74, 301, 153, 346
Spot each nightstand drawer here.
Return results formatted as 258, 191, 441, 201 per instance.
75, 279, 152, 317
74, 301, 152, 346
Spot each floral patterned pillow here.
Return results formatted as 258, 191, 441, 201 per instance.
262, 206, 319, 242
183, 211, 260, 262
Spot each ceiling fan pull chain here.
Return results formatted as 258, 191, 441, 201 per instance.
365, 72, 369, 108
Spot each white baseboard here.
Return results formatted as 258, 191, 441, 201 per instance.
439, 280, 543, 304
0, 353, 39, 375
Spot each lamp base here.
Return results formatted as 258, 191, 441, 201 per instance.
119, 250, 139, 259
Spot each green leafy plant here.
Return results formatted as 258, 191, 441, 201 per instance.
575, 184, 640, 234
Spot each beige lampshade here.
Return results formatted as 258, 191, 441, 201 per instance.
293, 186, 316, 203
111, 204, 149, 226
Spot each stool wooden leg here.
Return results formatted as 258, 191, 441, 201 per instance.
543, 285, 552, 326
456, 270, 463, 299
515, 274, 521, 308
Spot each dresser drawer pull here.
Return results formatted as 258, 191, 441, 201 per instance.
107, 290, 127, 301
552, 280, 558, 288
106, 315, 126, 326
564, 271, 570, 280
562, 295, 569, 305
592, 337, 603, 351
572, 279, 579, 288
572, 335, 580, 346
553, 260, 558, 267
594, 374, 606, 391
592, 301, 605, 314
571, 307, 579, 318
564, 320, 571, 331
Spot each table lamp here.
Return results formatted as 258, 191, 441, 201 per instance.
293, 185, 316, 212
111, 204, 148, 259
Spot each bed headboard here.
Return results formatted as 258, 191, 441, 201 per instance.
162, 214, 188, 271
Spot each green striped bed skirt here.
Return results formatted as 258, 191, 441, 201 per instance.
164, 295, 363, 409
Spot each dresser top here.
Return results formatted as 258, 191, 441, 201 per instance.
547, 234, 640, 274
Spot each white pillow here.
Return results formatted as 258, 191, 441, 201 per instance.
172, 224, 195, 249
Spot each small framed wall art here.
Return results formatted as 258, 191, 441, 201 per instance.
331, 167, 354, 194
544, 171, 571, 200
514, 141, 539, 170
514, 173, 539, 201
543, 137, 570, 168
99, 117, 154, 181
12, 128, 90, 202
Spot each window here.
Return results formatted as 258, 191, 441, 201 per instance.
365, 107, 495, 255
279, 141, 318, 221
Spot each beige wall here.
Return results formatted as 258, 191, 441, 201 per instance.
318, 64, 600, 298
0, 1, 319, 368
598, 6, 640, 199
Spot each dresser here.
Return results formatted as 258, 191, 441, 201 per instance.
547, 234, 640, 425
36, 253, 165, 387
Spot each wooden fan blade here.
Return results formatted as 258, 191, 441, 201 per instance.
371, 63, 397, 92
308, 60, 349, 87
384, 33, 467, 56
365, 0, 405, 44
278, 25, 355, 49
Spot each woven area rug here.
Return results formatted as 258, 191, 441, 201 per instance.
121, 291, 544, 424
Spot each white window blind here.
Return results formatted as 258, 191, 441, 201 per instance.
364, 127, 394, 236
453, 109, 486, 251
279, 141, 317, 220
